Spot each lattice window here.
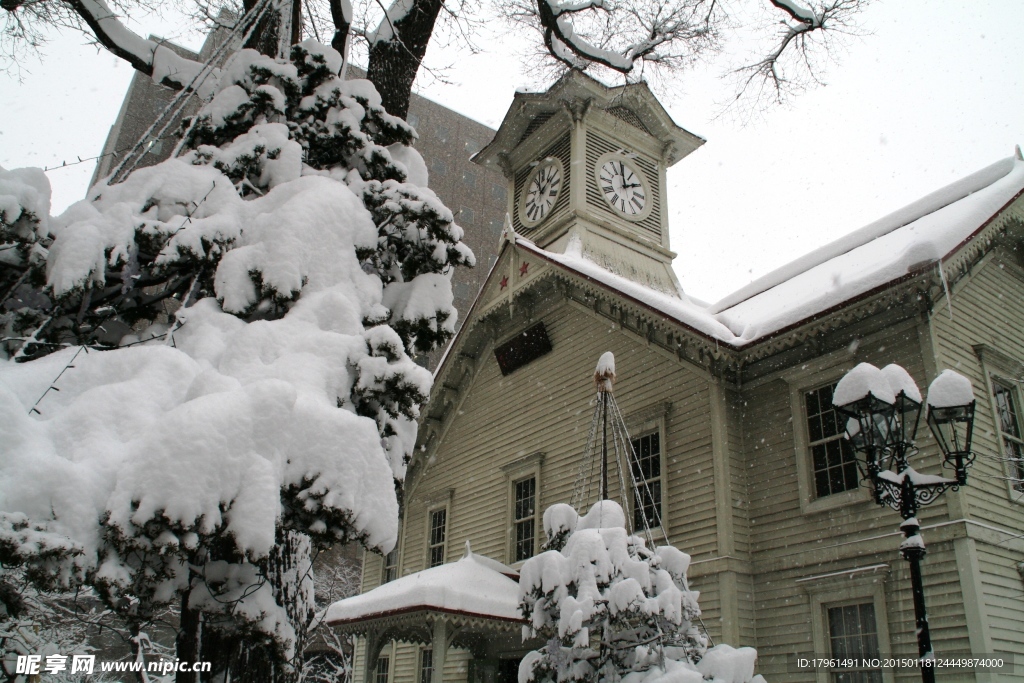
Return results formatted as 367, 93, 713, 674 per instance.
513, 477, 536, 562
382, 547, 398, 583
375, 657, 390, 683
994, 380, 1024, 492
428, 508, 447, 567
419, 649, 433, 683
630, 432, 662, 529
827, 603, 883, 683
806, 383, 860, 497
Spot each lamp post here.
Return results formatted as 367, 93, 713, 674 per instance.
833, 363, 976, 683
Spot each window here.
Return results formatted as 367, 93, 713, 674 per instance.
630, 432, 662, 530
513, 477, 536, 562
993, 380, 1024, 492
805, 383, 860, 498
431, 159, 447, 177
428, 508, 447, 567
827, 603, 883, 683
460, 207, 475, 223
463, 171, 477, 187
802, 564, 892, 683
382, 546, 398, 583
419, 649, 433, 683
491, 183, 507, 201
502, 452, 544, 564
375, 657, 390, 683
407, 113, 420, 128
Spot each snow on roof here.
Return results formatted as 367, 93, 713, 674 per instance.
516, 238, 738, 343
710, 156, 1024, 342
516, 155, 1024, 349
326, 550, 522, 625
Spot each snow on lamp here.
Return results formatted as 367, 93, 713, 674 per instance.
833, 363, 897, 497
926, 370, 976, 485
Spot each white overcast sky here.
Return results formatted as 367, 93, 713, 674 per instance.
1, 1, 1022, 303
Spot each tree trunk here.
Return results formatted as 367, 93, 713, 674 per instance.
268, 530, 315, 683
365, 0, 445, 118
216, 530, 314, 683
176, 585, 203, 683
243, 0, 302, 57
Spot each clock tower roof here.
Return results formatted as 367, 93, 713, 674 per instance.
473, 71, 704, 172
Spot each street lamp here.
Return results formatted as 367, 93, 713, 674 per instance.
833, 363, 976, 683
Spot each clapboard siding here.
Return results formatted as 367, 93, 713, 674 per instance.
977, 543, 1024, 673
932, 250, 1024, 537
348, 237, 1024, 683
401, 300, 716, 579
738, 321, 989, 672
744, 329, 936, 558
726, 390, 752, 560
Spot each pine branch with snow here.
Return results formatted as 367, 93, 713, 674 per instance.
520, 501, 764, 683
0, 38, 472, 683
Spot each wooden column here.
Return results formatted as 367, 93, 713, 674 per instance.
363, 631, 382, 683
431, 618, 449, 683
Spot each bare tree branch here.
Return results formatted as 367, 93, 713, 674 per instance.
730, 0, 870, 112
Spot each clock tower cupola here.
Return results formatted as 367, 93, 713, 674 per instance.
473, 72, 704, 295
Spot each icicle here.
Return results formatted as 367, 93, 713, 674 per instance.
937, 260, 953, 320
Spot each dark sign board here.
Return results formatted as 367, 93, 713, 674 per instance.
494, 322, 553, 376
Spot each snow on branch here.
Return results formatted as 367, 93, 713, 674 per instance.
502, 0, 721, 80
731, 0, 870, 111
61, 0, 206, 89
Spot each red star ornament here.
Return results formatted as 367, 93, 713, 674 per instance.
500, 275, 509, 290
519, 261, 529, 276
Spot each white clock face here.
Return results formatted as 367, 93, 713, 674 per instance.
598, 159, 647, 216
522, 160, 562, 224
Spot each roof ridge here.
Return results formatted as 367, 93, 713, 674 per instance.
708, 156, 1018, 314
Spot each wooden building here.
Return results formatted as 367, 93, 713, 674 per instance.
329, 72, 1024, 683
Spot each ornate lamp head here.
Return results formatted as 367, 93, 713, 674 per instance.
926, 370, 976, 485
881, 364, 923, 447
834, 363, 897, 454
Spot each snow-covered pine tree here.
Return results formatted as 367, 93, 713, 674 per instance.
0, 39, 472, 683
519, 501, 764, 683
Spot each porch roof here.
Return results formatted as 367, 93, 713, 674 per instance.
326, 547, 523, 631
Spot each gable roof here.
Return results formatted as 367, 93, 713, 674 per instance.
432, 153, 1024, 390
528, 154, 1024, 337
473, 71, 705, 170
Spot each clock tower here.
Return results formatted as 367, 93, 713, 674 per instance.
473, 72, 704, 295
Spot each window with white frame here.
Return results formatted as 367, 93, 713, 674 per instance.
419, 649, 433, 683
382, 546, 399, 583
803, 564, 893, 683
501, 452, 543, 564
374, 657, 390, 683
513, 477, 537, 562
428, 508, 447, 567
993, 379, 1024, 492
629, 432, 662, 530
826, 602, 884, 683
805, 383, 860, 498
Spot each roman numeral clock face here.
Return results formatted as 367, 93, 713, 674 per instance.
598, 158, 648, 217
520, 159, 562, 226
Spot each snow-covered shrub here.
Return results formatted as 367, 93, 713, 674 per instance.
0, 39, 472, 681
519, 501, 765, 683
